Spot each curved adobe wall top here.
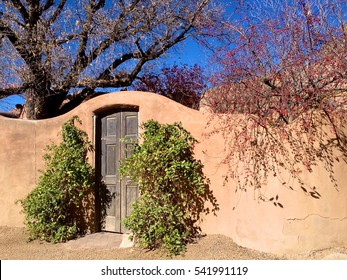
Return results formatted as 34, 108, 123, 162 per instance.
68, 91, 207, 139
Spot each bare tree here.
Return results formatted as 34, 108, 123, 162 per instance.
0, 0, 221, 119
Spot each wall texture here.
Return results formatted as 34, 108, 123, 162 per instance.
1, 91, 346, 255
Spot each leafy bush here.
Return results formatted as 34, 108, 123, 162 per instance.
18, 116, 94, 243
120, 120, 218, 255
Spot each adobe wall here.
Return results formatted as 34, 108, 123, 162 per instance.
0, 91, 346, 255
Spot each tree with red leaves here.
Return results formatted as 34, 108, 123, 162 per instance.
132, 64, 208, 109
206, 0, 347, 203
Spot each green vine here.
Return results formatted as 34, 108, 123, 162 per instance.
18, 116, 94, 243
120, 120, 219, 256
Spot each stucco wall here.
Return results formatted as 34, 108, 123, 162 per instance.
0, 91, 346, 255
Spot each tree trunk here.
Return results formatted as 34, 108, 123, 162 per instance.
25, 88, 66, 120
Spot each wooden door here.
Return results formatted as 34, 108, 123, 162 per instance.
100, 109, 138, 233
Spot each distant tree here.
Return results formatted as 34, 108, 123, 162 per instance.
0, 0, 221, 119
133, 64, 208, 109
206, 0, 347, 202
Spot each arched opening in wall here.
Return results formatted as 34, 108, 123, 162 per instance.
94, 106, 139, 233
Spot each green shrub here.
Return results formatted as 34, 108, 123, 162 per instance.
18, 116, 94, 243
120, 120, 219, 256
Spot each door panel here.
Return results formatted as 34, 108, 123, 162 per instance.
100, 109, 138, 233
104, 184, 121, 232
125, 184, 139, 216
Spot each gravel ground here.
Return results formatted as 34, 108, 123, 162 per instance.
1, 226, 347, 260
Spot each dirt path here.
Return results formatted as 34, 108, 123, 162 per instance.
1, 227, 346, 260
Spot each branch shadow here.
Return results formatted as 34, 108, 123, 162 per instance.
204, 111, 347, 208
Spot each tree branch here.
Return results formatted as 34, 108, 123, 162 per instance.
42, 0, 54, 12
47, 0, 67, 25
0, 22, 32, 66
7, 0, 29, 24
0, 84, 30, 97
64, 0, 106, 87
91, 0, 106, 11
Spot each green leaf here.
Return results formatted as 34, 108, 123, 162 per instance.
19, 116, 94, 243
119, 120, 219, 256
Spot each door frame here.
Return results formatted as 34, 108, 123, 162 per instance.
93, 105, 139, 232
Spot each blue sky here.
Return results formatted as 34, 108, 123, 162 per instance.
0, 24, 210, 112
3, 0, 345, 113
0, 0, 240, 112
0, 41, 207, 111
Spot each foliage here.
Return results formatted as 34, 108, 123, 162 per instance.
18, 116, 94, 243
119, 120, 218, 255
132, 64, 208, 109
205, 0, 347, 203
0, 0, 222, 119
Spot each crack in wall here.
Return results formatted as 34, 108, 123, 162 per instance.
286, 214, 347, 222
283, 214, 347, 249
